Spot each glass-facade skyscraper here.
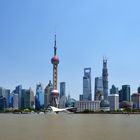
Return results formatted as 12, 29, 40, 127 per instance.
59, 82, 67, 108
21, 89, 31, 109
29, 88, 35, 109
110, 85, 119, 95
138, 87, 140, 93
60, 82, 66, 99
15, 85, 22, 108
44, 81, 53, 109
11, 86, 35, 110
3, 89, 10, 108
13, 93, 18, 110
35, 83, 44, 110
119, 85, 131, 102
0, 96, 7, 110
102, 59, 108, 100
0, 87, 10, 109
94, 77, 103, 101
83, 68, 92, 101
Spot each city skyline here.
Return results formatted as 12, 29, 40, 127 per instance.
0, 0, 140, 99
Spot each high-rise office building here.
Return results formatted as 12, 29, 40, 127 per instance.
13, 87, 34, 109
102, 59, 108, 100
60, 82, 66, 99
35, 83, 44, 110
119, 85, 131, 102
59, 82, 67, 108
21, 89, 31, 109
0, 87, 3, 97
83, 68, 92, 101
3, 89, 10, 108
131, 93, 140, 109
15, 85, 22, 108
138, 87, 140, 93
13, 94, 19, 110
0, 96, 7, 110
110, 85, 119, 95
29, 88, 35, 109
0, 87, 10, 109
119, 89, 122, 103
50, 35, 59, 107
94, 77, 103, 101
79, 95, 83, 101
108, 94, 119, 111
44, 81, 53, 109
0, 86, 34, 110
20, 89, 26, 109
9, 92, 14, 108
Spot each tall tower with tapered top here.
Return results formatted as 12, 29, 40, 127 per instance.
102, 59, 108, 100
51, 35, 59, 107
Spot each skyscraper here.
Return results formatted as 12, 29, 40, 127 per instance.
0, 87, 3, 97
9, 92, 14, 108
83, 68, 92, 101
59, 82, 67, 108
21, 89, 31, 109
110, 85, 119, 95
94, 77, 103, 101
50, 35, 59, 107
0, 96, 6, 110
20, 89, 26, 109
44, 80, 53, 109
120, 85, 131, 102
15, 85, 22, 108
79, 95, 83, 101
0, 87, 8, 110
29, 88, 35, 109
35, 83, 44, 110
138, 87, 140, 93
131, 93, 140, 109
60, 82, 66, 99
102, 59, 108, 100
0, 87, 10, 108
3, 89, 10, 108
13, 93, 19, 110
108, 94, 119, 111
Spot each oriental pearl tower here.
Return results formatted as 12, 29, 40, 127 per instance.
51, 35, 59, 107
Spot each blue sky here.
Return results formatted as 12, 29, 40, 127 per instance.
0, 0, 140, 99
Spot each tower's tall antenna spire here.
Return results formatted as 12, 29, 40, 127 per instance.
54, 34, 57, 56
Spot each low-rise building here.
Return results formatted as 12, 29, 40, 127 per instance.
100, 99, 110, 111
75, 101, 100, 112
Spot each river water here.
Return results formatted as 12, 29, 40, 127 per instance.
0, 114, 139, 140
